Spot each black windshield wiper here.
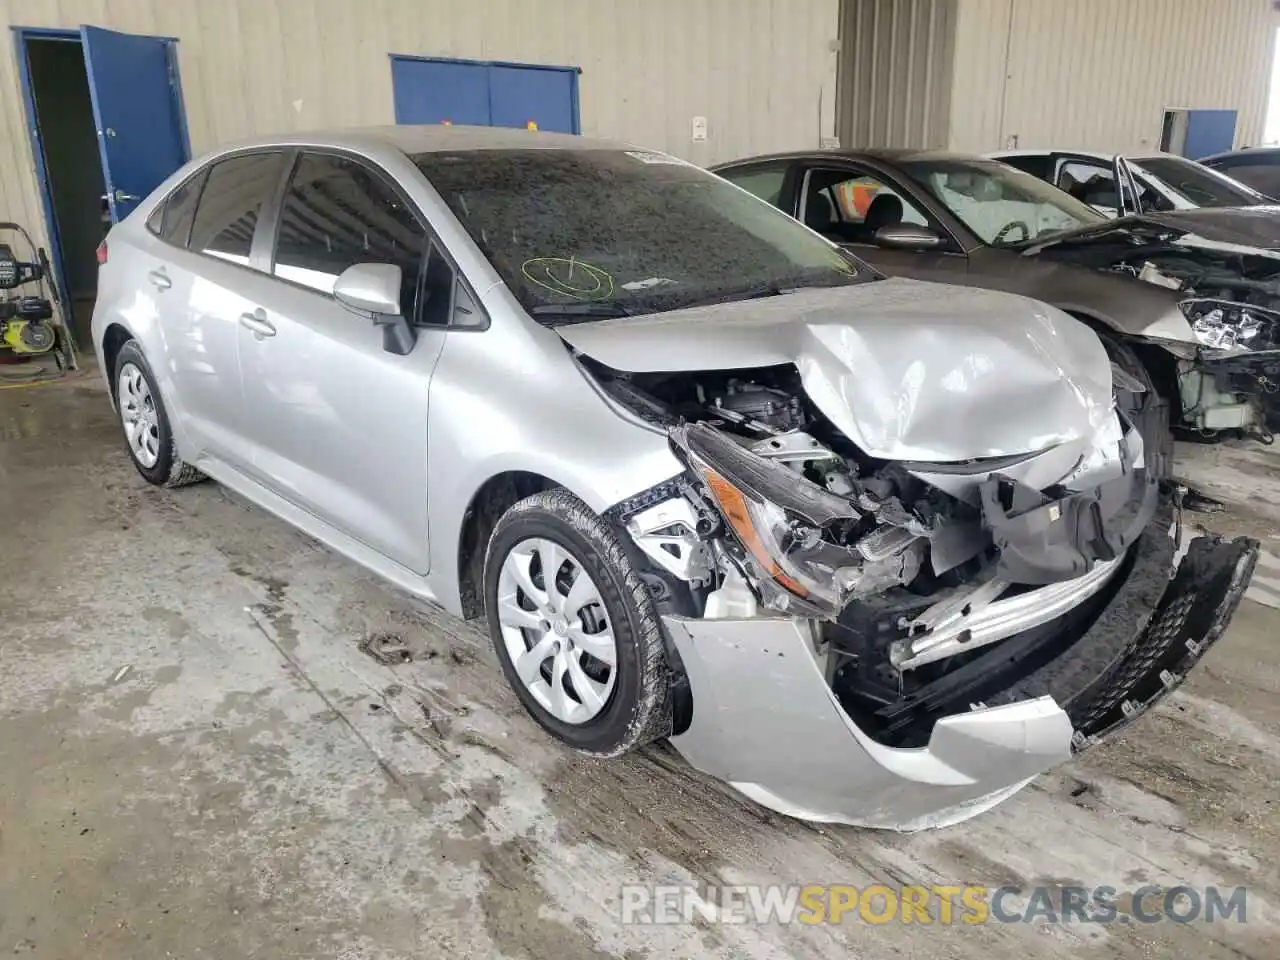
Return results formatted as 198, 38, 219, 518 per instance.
529, 302, 633, 324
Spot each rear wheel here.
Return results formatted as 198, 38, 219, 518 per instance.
483, 489, 671, 757
113, 340, 204, 488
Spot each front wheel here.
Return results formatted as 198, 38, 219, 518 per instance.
1101, 334, 1171, 480
483, 489, 671, 757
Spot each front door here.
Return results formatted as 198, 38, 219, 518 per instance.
795, 165, 971, 284
235, 152, 451, 573
80, 26, 188, 222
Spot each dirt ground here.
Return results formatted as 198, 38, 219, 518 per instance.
1, 372, 1277, 959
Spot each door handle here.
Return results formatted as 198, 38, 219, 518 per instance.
239, 309, 276, 339
147, 269, 172, 291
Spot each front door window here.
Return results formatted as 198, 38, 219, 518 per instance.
801, 169, 931, 245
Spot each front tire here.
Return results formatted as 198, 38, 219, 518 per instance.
1102, 334, 1171, 479
113, 340, 204, 488
483, 489, 671, 757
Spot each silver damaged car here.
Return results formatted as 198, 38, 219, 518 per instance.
92, 127, 1258, 830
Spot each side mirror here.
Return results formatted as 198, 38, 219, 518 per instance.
873, 223, 943, 250
334, 263, 414, 355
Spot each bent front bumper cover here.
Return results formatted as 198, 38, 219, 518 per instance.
665, 533, 1258, 830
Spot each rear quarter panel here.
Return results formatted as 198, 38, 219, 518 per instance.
91, 214, 201, 459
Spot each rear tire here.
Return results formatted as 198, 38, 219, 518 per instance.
483, 488, 672, 757
113, 340, 204, 488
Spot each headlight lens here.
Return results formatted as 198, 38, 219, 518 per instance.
700, 467, 816, 599
1179, 298, 1273, 353
670, 422, 862, 611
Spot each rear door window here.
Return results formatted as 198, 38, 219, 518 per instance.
188, 152, 286, 268
150, 169, 208, 247
719, 163, 790, 208
272, 152, 427, 318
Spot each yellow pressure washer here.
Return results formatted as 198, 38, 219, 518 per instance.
0, 221, 76, 373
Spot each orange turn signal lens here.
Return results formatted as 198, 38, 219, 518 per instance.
701, 466, 810, 598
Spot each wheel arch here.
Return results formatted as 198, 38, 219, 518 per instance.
100, 321, 135, 403
1063, 308, 1182, 418
454, 470, 562, 620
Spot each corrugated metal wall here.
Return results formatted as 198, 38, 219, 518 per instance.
948, 0, 1277, 153
0, 0, 840, 264
837, 0, 957, 149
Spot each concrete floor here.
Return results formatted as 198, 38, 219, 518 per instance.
1, 372, 1278, 959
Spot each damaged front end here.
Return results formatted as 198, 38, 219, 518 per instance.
1029, 218, 1280, 439
591, 347, 1257, 829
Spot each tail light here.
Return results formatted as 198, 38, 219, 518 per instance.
95, 241, 108, 265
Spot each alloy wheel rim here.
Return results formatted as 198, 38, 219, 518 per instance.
118, 363, 160, 469
496, 537, 618, 725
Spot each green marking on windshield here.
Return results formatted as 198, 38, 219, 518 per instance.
521, 257, 616, 301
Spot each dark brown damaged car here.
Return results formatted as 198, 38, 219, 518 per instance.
713, 149, 1280, 442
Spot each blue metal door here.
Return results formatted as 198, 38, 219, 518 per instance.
1184, 109, 1238, 160
392, 58, 491, 125
80, 25, 189, 222
488, 65, 577, 133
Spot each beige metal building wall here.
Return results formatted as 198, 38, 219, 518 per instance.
0, 0, 840, 262
837, 0, 957, 149
948, 0, 1276, 153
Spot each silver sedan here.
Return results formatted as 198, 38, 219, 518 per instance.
92, 126, 1257, 830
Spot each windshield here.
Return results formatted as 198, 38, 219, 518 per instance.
1135, 156, 1268, 209
411, 149, 871, 320
900, 158, 1105, 247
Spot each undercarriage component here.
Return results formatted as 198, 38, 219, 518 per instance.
749, 429, 840, 464
711, 380, 805, 432
889, 556, 1122, 671
625, 498, 714, 584
1178, 366, 1260, 432
978, 421, 1156, 584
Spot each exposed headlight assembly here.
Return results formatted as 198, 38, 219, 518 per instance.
669, 422, 864, 613
1179, 298, 1278, 354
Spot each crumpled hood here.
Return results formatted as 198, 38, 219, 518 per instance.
1025, 207, 1280, 257
559, 278, 1114, 462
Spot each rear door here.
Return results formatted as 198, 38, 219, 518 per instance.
162, 150, 287, 468
80, 26, 188, 222
235, 151, 452, 573
717, 161, 799, 215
